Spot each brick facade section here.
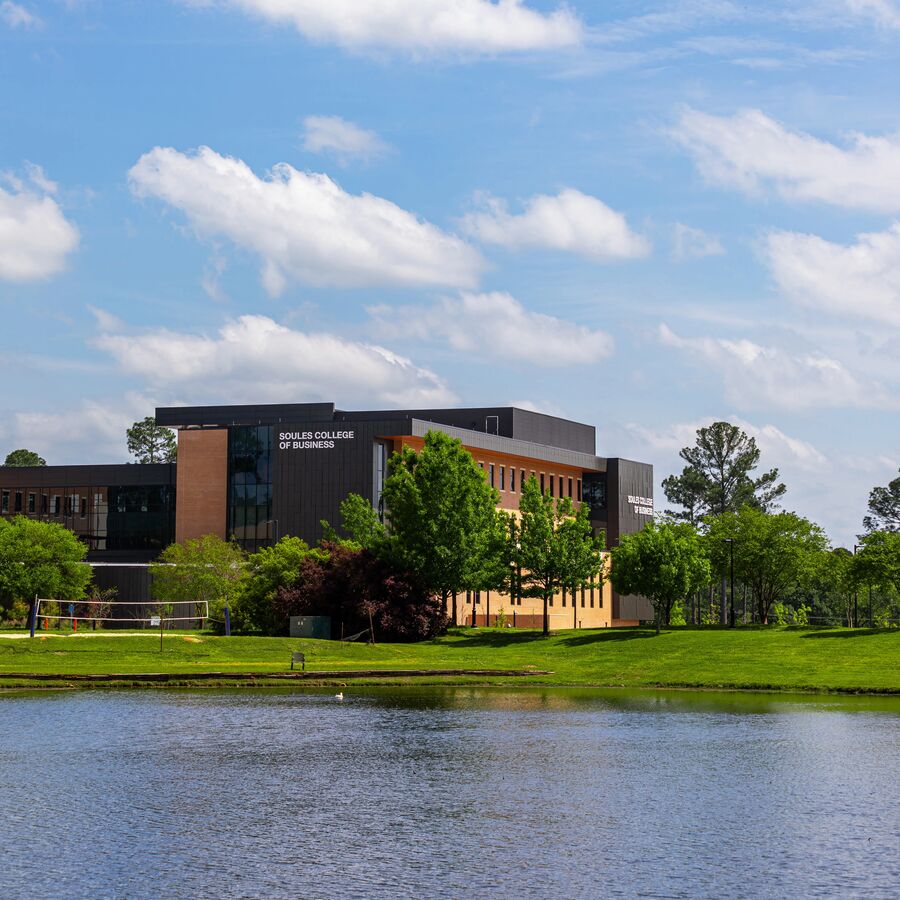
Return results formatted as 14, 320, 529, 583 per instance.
175, 429, 228, 543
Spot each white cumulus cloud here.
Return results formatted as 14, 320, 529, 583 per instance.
206, 0, 582, 54
95, 315, 457, 408
368, 291, 614, 366
0, 176, 79, 282
0, 2, 42, 28
302, 115, 389, 163
128, 146, 483, 295
461, 189, 650, 260
671, 107, 900, 213
765, 224, 900, 326
658, 323, 895, 410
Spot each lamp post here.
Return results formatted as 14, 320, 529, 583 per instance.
722, 539, 735, 628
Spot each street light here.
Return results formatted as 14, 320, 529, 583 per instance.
722, 539, 735, 628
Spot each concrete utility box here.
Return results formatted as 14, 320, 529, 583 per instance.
289, 616, 331, 639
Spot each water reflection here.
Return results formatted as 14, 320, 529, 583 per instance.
0, 688, 896, 899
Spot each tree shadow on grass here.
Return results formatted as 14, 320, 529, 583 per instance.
437, 630, 550, 649
559, 629, 660, 647
800, 628, 884, 638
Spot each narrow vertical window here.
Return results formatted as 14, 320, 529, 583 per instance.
81, 497, 87, 518
489, 463, 495, 487
540, 473, 545, 493
1, 490, 8, 513
510, 467, 516, 493
562, 587, 566, 607
577, 479, 582, 501
559, 476, 564, 497
522, 469, 527, 488
500, 466, 505, 491
28, 493, 35, 513
568, 477, 573, 498
549, 475, 554, 497
14, 492, 22, 512
41, 494, 48, 514
581, 586, 586, 608
590, 583, 595, 607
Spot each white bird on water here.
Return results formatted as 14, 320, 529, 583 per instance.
335, 692, 344, 700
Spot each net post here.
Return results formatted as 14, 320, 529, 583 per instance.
30, 595, 38, 638
224, 605, 231, 637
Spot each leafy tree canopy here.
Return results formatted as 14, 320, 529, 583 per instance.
705, 507, 827, 624
234, 536, 325, 633
3, 448, 46, 467
863, 469, 900, 533
127, 417, 177, 464
324, 492, 386, 550
150, 534, 245, 625
851, 530, 900, 595
609, 520, 710, 633
0, 516, 91, 615
380, 430, 503, 609
663, 421, 786, 524
517, 476, 604, 635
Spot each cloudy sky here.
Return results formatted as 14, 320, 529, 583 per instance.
2, 0, 899, 547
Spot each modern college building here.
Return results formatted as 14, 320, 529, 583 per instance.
0, 402, 654, 627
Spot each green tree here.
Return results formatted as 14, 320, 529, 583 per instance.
517, 476, 604, 635
127, 417, 177, 464
334, 493, 386, 549
236, 536, 326, 634
609, 520, 710, 634
3, 448, 46, 467
663, 422, 787, 521
0, 516, 91, 622
380, 430, 501, 617
852, 531, 900, 596
150, 534, 245, 627
863, 470, 900, 533
705, 507, 828, 624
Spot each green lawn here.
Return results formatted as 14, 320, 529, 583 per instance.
1, 625, 897, 692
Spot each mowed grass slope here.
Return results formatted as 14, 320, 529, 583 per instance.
0, 626, 897, 692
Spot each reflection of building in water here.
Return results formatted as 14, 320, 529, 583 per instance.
0, 402, 654, 626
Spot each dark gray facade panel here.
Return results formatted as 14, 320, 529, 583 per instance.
607, 458, 655, 621
158, 402, 596, 454
156, 403, 336, 427
0, 463, 175, 489
511, 408, 595, 454
272, 419, 412, 546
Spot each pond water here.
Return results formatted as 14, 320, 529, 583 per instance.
0, 687, 897, 899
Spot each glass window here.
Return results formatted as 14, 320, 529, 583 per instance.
28, 493, 35, 514
562, 587, 566, 607
1, 490, 8, 513
577, 478, 582, 499
549, 475, 554, 497
14, 491, 22, 512
499, 466, 505, 491
540, 473, 545, 493
590, 583, 595, 608
228, 425, 274, 552
510, 468, 516, 493
41, 494, 48, 514
51, 495, 60, 515
489, 464, 495, 488
568, 477, 572, 498
581, 586, 586, 608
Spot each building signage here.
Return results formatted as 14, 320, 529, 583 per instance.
278, 430, 356, 450
627, 494, 654, 516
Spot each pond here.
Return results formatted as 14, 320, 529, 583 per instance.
1, 687, 897, 898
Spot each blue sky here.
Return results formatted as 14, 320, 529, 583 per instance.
2, 0, 899, 546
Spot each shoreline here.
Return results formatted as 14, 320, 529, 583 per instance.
1, 673, 897, 696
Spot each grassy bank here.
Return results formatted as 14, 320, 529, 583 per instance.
1, 626, 897, 693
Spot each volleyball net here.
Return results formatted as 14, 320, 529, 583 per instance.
32, 598, 209, 630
